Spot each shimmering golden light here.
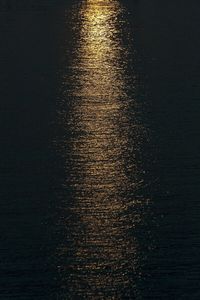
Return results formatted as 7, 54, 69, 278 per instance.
57, 0, 145, 298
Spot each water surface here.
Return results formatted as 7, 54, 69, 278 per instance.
0, 0, 200, 299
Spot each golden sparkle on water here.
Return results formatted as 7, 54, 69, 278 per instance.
57, 0, 146, 298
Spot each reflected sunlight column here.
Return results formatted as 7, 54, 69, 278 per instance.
57, 0, 146, 298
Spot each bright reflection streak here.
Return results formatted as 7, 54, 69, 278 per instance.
56, 0, 147, 298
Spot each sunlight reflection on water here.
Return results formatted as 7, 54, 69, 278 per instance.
56, 0, 151, 298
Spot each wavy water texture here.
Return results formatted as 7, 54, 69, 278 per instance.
56, 0, 151, 298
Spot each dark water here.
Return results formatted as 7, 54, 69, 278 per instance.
1, 0, 200, 299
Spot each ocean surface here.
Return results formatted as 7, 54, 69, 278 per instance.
1, 0, 200, 299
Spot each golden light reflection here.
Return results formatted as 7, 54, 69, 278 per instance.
57, 0, 146, 298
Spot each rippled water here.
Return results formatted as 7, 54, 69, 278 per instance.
55, 0, 151, 298
1, 0, 200, 299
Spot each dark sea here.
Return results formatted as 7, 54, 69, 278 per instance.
1, 0, 200, 299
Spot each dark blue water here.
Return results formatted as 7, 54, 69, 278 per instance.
0, 0, 200, 299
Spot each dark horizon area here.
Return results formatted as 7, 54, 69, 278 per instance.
1, 0, 200, 299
